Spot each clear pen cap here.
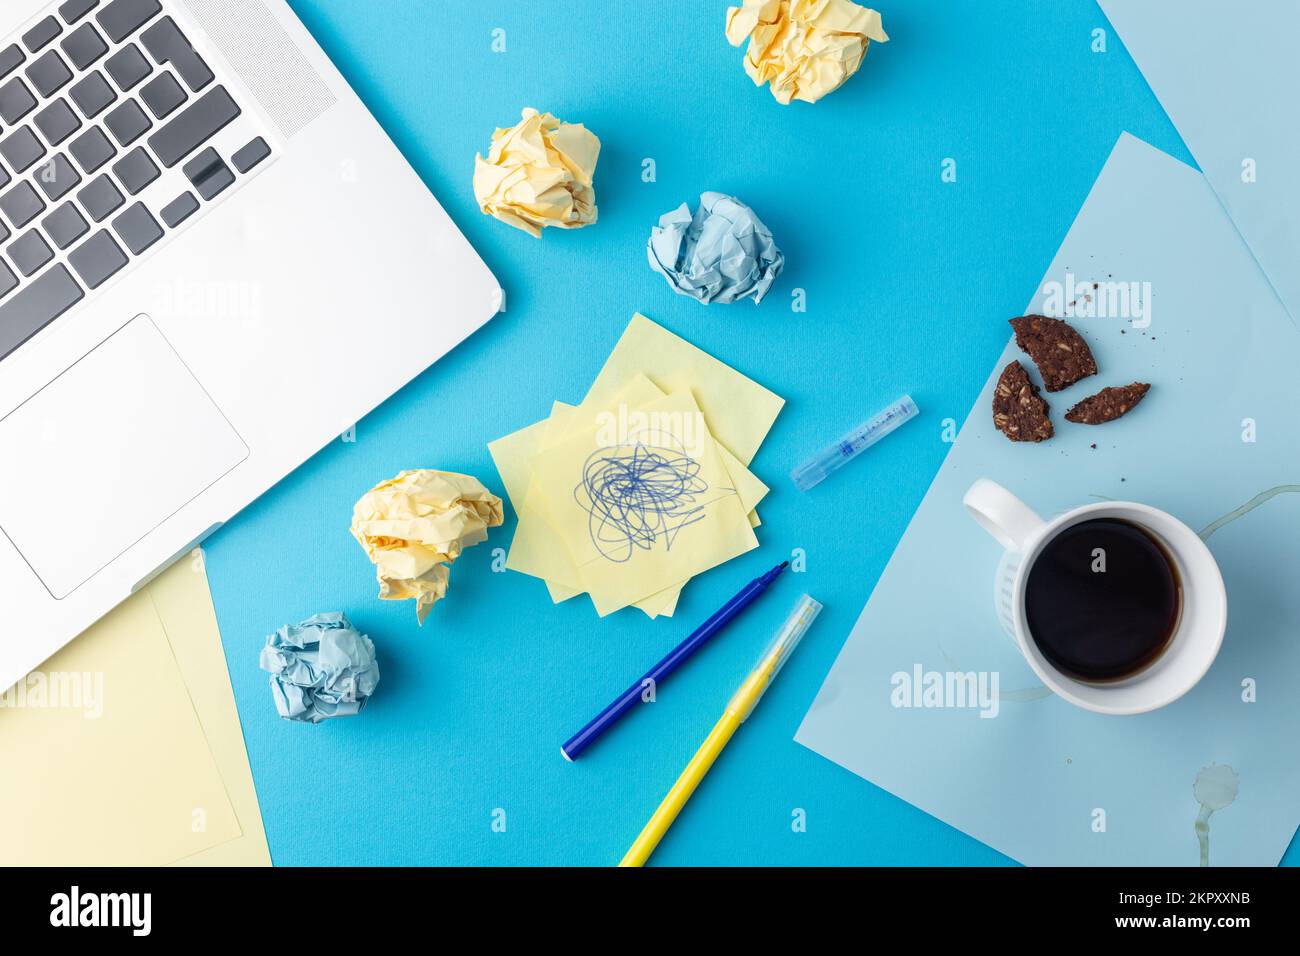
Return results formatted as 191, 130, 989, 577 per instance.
729, 594, 823, 720
791, 395, 919, 492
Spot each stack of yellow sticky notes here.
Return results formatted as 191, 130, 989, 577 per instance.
489, 314, 785, 618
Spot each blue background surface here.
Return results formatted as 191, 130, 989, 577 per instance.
202, 0, 1296, 865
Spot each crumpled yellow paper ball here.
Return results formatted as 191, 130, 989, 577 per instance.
725, 0, 888, 105
350, 470, 504, 624
473, 108, 601, 238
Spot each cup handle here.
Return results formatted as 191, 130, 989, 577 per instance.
963, 479, 1046, 552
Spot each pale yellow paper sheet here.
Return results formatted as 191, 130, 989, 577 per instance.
530, 386, 759, 615
0, 575, 244, 866
584, 313, 785, 466
151, 554, 271, 866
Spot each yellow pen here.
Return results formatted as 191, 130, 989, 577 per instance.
619, 594, 823, 867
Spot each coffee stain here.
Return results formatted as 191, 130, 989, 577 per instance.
939, 646, 1052, 703
1198, 485, 1300, 540
1192, 763, 1239, 866
1093, 484, 1300, 539
998, 686, 1054, 702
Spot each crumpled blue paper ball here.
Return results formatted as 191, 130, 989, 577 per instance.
259, 612, 380, 724
647, 192, 784, 305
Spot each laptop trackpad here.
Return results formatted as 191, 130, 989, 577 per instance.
0, 316, 248, 599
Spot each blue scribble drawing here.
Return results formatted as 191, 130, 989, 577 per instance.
575, 435, 709, 563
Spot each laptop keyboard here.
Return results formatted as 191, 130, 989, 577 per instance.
0, 0, 271, 364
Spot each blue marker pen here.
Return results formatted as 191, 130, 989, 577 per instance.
791, 395, 919, 492
561, 561, 788, 761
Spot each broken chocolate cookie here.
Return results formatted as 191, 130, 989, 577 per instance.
1009, 314, 1098, 392
1064, 382, 1150, 425
993, 360, 1054, 442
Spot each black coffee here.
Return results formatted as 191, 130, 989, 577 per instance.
1024, 518, 1181, 682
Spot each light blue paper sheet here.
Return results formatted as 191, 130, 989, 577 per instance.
1100, 0, 1300, 324
795, 133, 1300, 866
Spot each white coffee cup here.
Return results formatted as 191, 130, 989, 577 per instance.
962, 478, 1227, 715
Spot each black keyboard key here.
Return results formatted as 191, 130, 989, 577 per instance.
0, 181, 44, 228
68, 228, 126, 287
0, 264, 83, 361
0, 127, 45, 173
182, 146, 232, 200
160, 190, 196, 227
105, 42, 150, 90
60, 22, 108, 71
140, 17, 212, 92
0, 259, 15, 299
112, 145, 157, 194
96, 0, 161, 43
34, 154, 81, 202
69, 70, 115, 118
22, 17, 63, 55
43, 201, 88, 249
111, 200, 160, 254
8, 229, 53, 276
59, 1, 101, 25
0, 77, 37, 124
0, 166, 9, 192
0, 45, 25, 81
140, 70, 185, 119
68, 125, 115, 173
26, 50, 73, 98
148, 85, 238, 167
76, 173, 122, 221
232, 136, 270, 173
104, 98, 150, 145
0, 219, 9, 243
34, 99, 81, 146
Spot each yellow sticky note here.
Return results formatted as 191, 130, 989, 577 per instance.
488, 416, 584, 601
530, 393, 683, 617
495, 375, 768, 618
530, 387, 759, 615
0, 587, 242, 866
504, 389, 658, 607
585, 313, 785, 465
552, 388, 769, 525
489, 314, 781, 619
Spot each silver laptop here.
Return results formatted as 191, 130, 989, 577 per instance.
0, 0, 501, 691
